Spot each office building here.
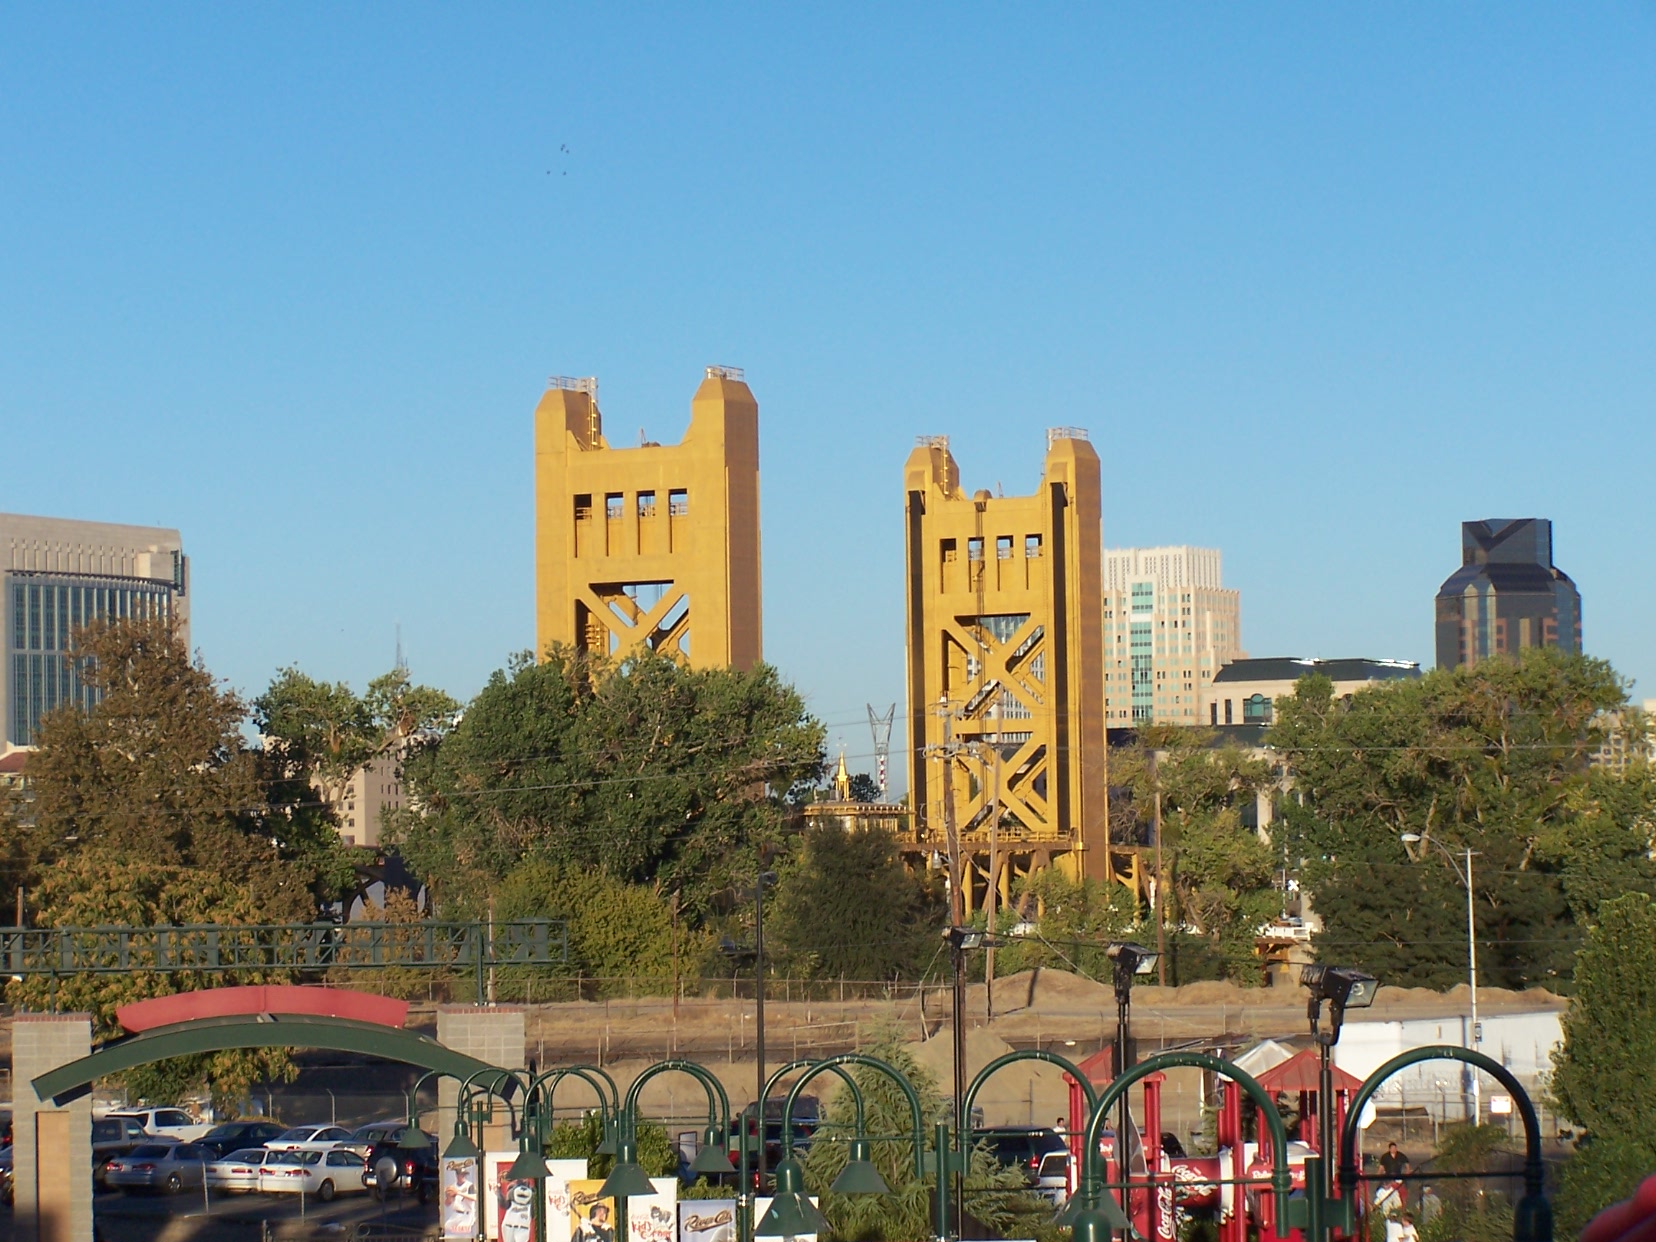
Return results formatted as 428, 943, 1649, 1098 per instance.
1435, 519, 1581, 670
316, 752, 405, 849
904, 428, 1126, 914
1103, 546, 1243, 725
534, 369, 762, 670
1207, 657, 1421, 727
1, 512, 188, 747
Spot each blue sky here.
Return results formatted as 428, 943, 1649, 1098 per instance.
4, 6, 1653, 775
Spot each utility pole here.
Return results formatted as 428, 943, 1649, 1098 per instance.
754, 856, 769, 1191
1151, 749, 1167, 986
1466, 847, 1480, 1125
985, 699, 1001, 1022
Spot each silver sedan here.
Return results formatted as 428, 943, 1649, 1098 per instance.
105, 1142, 211, 1194
205, 1147, 271, 1193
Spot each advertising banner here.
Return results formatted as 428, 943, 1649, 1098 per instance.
627, 1178, 678, 1242
570, 1178, 616, 1242
544, 1159, 591, 1242
440, 1155, 481, 1239
678, 1200, 737, 1242
483, 1152, 513, 1241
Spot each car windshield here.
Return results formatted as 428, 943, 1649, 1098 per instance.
269, 1150, 322, 1166
351, 1124, 395, 1139
276, 1127, 320, 1141
203, 1124, 247, 1139
131, 1145, 174, 1158
222, 1149, 267, 1163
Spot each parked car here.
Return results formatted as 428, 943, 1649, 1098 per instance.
197, 1121, 288, 1157
340, 1121, 413, 1158
105, 1141, 211, 1194
205, 1147, 272, 1193
260, 1148, 368, 1201
93, 1116, 153, 1184
1, 1145, 13, 1206
264, 1124, 353, 1151
103, 1108, 212, 1142
975, 1127, 1069, 1186
362, 1133, 438, 1203
1033, 1150, 1072, 1206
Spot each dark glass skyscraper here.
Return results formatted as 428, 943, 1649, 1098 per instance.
1435, 519, 1580, 670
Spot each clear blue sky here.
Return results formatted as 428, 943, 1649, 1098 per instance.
4, 6, 1653, 776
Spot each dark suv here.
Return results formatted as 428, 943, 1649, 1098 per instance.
974, 1127, 1068, 1185
362, 1132, 439, 1203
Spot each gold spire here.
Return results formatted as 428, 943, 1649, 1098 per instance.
832, 749, 851, 801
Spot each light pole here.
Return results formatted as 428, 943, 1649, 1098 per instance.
1400, 834, 1480, 1122
1105, 941, 1158, 1210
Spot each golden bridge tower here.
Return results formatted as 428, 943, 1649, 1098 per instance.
903, 429, 1119, 916
534, 368, 762, 670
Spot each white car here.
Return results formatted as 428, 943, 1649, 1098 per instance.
264, 1125, 353, 1152
259, 1148, 368, 1200
205, 1148, 271, 1193
103, 1108, 212, 1142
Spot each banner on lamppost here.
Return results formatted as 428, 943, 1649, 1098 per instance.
570, 1179, 615, 1242
544, 1160, 590, 1242
628, 1178, 678, 1242
440, 1155, 481, 1239
677, 1201, 736, 1242
484, 1152, 522, 1242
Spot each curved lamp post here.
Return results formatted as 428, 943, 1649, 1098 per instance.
1337, 1046, 1550, 1242
607, 1061, 738, 1242
762, 1054, 929, 1240
756, 1058, 877, 1196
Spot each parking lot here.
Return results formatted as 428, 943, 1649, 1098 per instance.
2, 1185, 437, 1242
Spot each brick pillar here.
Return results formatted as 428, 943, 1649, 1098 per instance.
14, 1014, 93, 1242
437, 1006, 525, 1147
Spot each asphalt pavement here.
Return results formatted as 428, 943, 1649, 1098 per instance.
2, 1185, 437, 1242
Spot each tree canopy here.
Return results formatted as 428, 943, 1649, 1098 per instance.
387, 648, 826, 924
1551, 893, 1656, 1230
1269, 650, 1656, 989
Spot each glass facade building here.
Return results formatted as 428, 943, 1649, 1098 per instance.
0, 514, 187, 748
1434, 519, 1580, 670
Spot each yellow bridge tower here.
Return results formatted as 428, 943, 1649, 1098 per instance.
903, 430, 1131, 916
534, 368, 762, 669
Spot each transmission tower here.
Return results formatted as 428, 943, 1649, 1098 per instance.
867, 703, 895, 799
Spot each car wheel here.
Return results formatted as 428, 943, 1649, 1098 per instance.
318, 1179, 336, 1203
165, 1173, 183, 1194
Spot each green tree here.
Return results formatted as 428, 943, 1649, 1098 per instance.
1110, 728, 1276, 981
799, 1025, 1052, 1241
848, 773, 883, 803
1269, 651, 1656, 988
987, 869, 1139, 980
389, 649, 825, 923
15, 617, 331, 915
1551, 893, 1656, 1231
768, 823, 945, 981
3, 857, 298, 1108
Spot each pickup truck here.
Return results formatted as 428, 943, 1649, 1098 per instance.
102, 1108, 213, 1142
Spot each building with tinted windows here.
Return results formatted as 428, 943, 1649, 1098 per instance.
1103, 546, 1243, 725
1435, 519, 1580, 670
1, 512, 187, 746
1206, 656, 1421, 726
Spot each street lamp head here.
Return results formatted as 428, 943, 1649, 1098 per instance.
690, 1125, 736, 1176
398, 1126, 432, 1151
1400, 833, 1423, 843
506, 1147, 550, 1182
755, 1157, 831, 1237
943, 926, 986, 951
596, 1141, 660, 1200
1300, 964, 1380, 1010
442, 1126, 480, 1160
829, 1137, 891, 1195
1106, 942, 1160, 977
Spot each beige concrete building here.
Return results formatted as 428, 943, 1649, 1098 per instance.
1103, 546, 1242, 725
0, 512, 188, 747
1205, 656, 1421, 727
319, 752, 406, 848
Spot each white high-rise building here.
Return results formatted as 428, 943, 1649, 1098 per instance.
1103, 546, 1243, 725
